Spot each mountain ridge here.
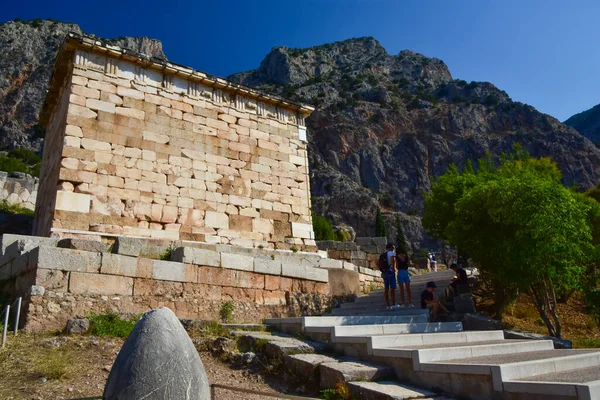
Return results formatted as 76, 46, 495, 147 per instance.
0, 22, 598, 249
565, 103, 600, 145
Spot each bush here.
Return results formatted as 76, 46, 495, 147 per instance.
484, 94, 500, 106
0, 148, 42, 177
88, 313, 139, 337
313, 213, 336, 241
34, 349, 73, 380
379, 192, 395, 209
220, 301, 235, 323
0, 200, 34, 217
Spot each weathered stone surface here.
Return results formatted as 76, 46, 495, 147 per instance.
221, 252, 253, 272
504, 329, 573, 349
253, 256, 281, 275
319, 361, 394, 390
57, 238, 108, 253
347, 381, 436, 400
281, 262, 329, 283
172, 247, 220, 267
69, 272, 133, 295
34, 246, 101, 273
328, 268, 359, 296
113, 237, 148, 257
284, 353, 339, 386
462, 313, 503, 331
65, 318, 89, 334
152, 260, 186, 282
103, 307, 210, 400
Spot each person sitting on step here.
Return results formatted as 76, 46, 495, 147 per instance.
421, 281, 448, 320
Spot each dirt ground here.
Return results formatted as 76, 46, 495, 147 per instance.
0, 333, 303, 400
480, 292, 600, 348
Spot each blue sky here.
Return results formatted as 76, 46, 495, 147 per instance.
2, 0, 599, 121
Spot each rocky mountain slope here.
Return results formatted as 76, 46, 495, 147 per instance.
230, 37, 600, 247
0, 19, 165, 150
0, 21, 598, 249
564, 103, 600, 145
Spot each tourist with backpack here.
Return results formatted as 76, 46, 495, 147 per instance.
396, 248, 414, 307
379, 242, 399, 310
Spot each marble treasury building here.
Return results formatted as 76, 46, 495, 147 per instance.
0, 34, 382, 331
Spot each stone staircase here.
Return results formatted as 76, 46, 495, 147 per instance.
261, 271, 600, 400
332, 270, 456, 316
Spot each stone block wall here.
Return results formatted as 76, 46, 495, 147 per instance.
34, 34, 315, 251
0, 172, 38, 210
317, 237, 387, 270
0, 234, 337, 332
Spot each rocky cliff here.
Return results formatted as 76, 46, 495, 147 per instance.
230, 37, 600, 248
564, 103, 600, 146
0, 24, 598, 250
0, 19, 165, 151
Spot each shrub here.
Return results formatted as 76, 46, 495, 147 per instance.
34, 349, 73, 380
0, 200, 34, 217
220, 301, 235, 323
313, 213, 336, 241
0, 148, 42, 177
484, 94, 500, 106
379, 192, 395, 209
88, 313, 139, 337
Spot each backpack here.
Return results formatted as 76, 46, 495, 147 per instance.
378, 252, 390, 273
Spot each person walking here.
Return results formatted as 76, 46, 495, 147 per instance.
379, 242, 398, 310
429, 252, 438, 272
396, 248, 413, 307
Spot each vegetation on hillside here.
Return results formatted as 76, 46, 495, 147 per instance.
423, 145, 600, 338
0, 148, 41, 177
375, 206, 387, 239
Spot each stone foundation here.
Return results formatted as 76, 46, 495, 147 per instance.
0, 234, 376, 331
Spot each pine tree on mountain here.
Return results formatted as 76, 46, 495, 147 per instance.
375, 206, 387, 239
396, 215, 408, 252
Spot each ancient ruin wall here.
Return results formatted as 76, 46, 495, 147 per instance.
35, 35, 315, 250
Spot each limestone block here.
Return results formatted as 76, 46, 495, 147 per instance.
252, 218, 273, 235
117, 86, 145, 100
205, 211, 229, 229
116, 107, 145, 120
123, 147, 142, 158
69, 271, 133, 295
55, 191, 91, 213
281, 262, 329, 283
113, 237, 147, 257
253, 256, 282, 275
100, 253, 139, 277
171, 247, 220, 267
221, 252, 254, 271
103, 308, 210, 400
292, 222, 314, 239
86, 98, 116, 113
143, 130, 169, 144
65, 125, 83, 138
152, 260, 186, 282
72, 85, 100, 99
81, 138, 112, 152
68, 104, 98, 119
32, 246, 101, 273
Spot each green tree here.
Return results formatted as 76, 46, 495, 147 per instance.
375, 206, 387, 239
312, 213, 336, 241
423, 149, 599, 338
395, 215, 408, 252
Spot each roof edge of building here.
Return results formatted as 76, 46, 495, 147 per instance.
39, 32, 314, 129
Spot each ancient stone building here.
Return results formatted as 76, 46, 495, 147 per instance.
34, 33, 315, 250
0, 34, 383, 332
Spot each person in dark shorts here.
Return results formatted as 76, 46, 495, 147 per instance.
448, 263, 469, 296
396, 248, 413, 307
382, 242, 398, 310
421, 281, 448, 319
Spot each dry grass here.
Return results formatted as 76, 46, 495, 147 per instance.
502, 293, 600, 348
0, 333, 121, 399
